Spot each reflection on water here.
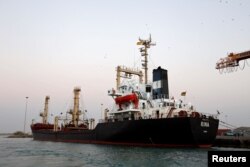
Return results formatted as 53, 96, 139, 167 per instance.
2, 136, 248, 167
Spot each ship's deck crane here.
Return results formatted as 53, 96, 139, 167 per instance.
116, 66, 143, 90
216, 50, 250, 73
39, 96, 50, 124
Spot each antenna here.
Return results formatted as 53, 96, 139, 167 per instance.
136, 34, 156, 84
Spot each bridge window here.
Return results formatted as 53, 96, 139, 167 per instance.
146, 86, 151, 92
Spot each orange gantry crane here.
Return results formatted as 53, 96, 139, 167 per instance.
215, 50, 250, 73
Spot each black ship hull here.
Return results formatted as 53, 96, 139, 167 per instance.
31, 117, 219, 148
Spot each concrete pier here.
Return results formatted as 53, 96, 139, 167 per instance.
213, 136, 250, 148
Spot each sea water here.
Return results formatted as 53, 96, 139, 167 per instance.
0, 135, 244, 167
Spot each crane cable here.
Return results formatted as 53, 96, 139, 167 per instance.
219, 59, 249, 74
219, 120, 237, 129
239, 60, 246, 70
246, 59, 250, 67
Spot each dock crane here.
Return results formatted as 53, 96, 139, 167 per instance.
215, 50, 250, 73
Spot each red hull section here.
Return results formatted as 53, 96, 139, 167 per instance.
31, 123, 54, 131
33, 138, 212, 148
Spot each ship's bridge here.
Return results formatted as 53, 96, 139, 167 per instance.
108, 109, 141, 121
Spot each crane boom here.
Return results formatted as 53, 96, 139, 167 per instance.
216, 50, 250, 70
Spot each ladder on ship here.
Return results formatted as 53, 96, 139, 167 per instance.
147, 100, 153, 108
167, 107, 175, 118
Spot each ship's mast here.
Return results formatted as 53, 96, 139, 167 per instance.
72, 87, 81, 127
137, 34, 156, 84
40, 96, 50, 124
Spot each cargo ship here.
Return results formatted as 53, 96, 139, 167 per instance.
31, 36, 219, 148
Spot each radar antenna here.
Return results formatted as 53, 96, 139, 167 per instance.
137, 34, 156, 84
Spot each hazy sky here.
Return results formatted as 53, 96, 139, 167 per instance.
0, 0, 250, 133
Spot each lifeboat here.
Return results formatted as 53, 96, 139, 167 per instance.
115, 93, 139, 109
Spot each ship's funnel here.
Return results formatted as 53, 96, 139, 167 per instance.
152, 66, 169, 99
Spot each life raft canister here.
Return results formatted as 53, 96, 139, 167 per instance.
178, 110, 187, 117
191, 111, 200, 118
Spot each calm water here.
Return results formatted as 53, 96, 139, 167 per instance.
0, 135, 245, 167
